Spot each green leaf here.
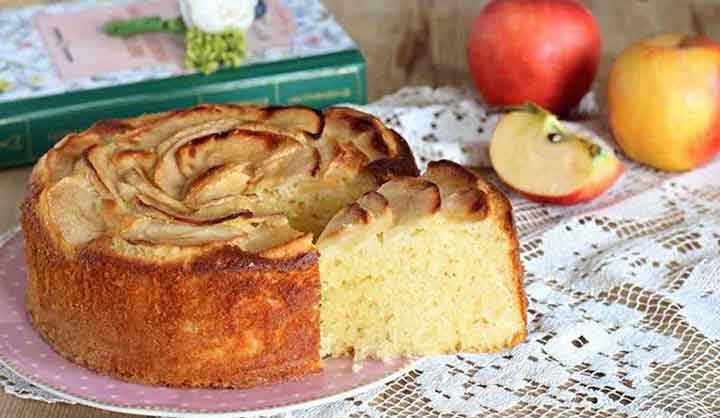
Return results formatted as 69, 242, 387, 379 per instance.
102, 16, 187, 37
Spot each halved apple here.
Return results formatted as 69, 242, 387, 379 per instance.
489, 103, 623, 205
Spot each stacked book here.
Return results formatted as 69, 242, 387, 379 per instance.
0, 0, 366, 168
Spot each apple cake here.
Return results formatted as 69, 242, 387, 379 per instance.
22, 104, 526, 388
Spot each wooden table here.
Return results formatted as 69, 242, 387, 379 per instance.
0, 1, 718, 417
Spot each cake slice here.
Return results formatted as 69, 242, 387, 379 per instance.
317, 160, 527, 359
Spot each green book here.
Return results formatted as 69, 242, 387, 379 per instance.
0, 0, 367, 169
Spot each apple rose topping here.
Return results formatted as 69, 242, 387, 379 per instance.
35, 105, 416, 259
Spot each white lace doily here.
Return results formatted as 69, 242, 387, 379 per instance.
3, 87, 720, 418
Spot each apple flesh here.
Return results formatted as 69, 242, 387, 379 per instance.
467, 0, 601, 116
608, 34, 720, 172
490, 104, 624, 205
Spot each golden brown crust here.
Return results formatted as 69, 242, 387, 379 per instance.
22, 201, 321, 388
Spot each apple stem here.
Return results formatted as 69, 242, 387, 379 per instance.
677, 36, 700, 49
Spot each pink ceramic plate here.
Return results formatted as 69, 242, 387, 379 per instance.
0, 232, 419, 417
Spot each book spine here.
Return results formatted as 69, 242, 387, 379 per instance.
0, 54, 367, 169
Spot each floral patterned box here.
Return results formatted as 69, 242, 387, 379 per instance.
0, 0, 365, 168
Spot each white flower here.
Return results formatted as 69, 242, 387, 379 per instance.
180, 0, 258, 34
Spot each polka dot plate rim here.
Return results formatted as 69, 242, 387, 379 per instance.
0, 231, 421, 417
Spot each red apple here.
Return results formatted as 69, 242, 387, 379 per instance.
490, 103, 624, 205
467, 0, 601, 115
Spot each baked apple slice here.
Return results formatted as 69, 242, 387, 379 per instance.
489, 103, 623, 205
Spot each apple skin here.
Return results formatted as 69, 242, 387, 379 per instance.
608, 34, 720, 172
467, 0, 601, 116
509, 155, 624, 205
